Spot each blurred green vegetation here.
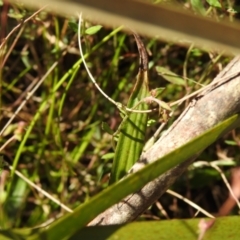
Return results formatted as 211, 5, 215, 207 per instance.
0, 0, 240, 230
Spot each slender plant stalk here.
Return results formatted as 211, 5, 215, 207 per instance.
109, 33, 149, 184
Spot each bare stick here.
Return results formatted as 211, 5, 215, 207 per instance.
166, 189, 215, 218
9, 166, 72, 213
1, 25, 25, 68
194, 161, 240, 210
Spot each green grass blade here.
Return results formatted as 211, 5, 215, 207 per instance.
109, 70, 149, 184
109, 34, 149, 184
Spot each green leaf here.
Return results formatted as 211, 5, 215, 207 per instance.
8, 11, 25, 19
156, 66, 186, 86
101, 152, 115, 160
191, 0, 206, 15
206, 0, 222, 8
150, 88, 165, 99
72, 216, 240, 239
147, 119, 156, 127
85, 25, 102, 35
68, 21, 78, 33
102, 122, 114, 135
224, 140, 237, 146
34, 114, 239, 239
1, 216, 240, 239
159, 100, 171, 111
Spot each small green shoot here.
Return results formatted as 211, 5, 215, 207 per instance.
101, 153, 115, 160
206, 0, 222, 8
150, 87, 165, 99
69, 21, 102, 35
68, 21, 78, 32
156, 66, 186, 86
102, 122, 114, 135
85, 25, 102, 35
